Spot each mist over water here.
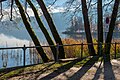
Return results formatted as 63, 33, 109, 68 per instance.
0, 34, 29, 47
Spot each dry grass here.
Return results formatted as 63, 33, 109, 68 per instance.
62, 38, 89, 58
29, 38, 120, 60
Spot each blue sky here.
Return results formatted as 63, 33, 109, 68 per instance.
44, 0, 67, 6
1, 0, 67, 9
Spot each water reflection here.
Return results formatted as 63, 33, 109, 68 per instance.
0, 47, 42, 68
0, 37, 43, 68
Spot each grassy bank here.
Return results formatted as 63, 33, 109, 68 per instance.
0, 57, 96, 79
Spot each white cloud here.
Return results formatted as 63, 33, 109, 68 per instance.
77, 0, 81, 3
48, 7, 65, 13
1, 7, 66, 21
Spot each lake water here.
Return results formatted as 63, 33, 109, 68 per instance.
0, 12, 69, 68
0, 47, 42, 68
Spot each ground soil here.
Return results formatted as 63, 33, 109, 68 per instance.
8, 58, 120, 80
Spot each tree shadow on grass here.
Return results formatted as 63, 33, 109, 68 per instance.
103, 54, 115, 80
29, 62, 55, 79
0, 64, 43, 74
0, 63, 55, 79
68, 56, 99, 80
0, 66, 26, 77
39, 58, 86, 80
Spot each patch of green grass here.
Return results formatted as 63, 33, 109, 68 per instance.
0, 64, 47, 79
74, 57, 91, 67
0, 68, 23, 79
0, 62, 70, 79
74, 56, 103, 67
98, 57, 103, 61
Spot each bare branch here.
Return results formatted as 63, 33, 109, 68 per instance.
90, 2, 97, 7
48, 0, 57, 9
88, 0, 92, 9
103, 0, 114, 11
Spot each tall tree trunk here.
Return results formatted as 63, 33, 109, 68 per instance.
97, 0, 103, 55
15, 0, 49, 62
105, 0, 120, 54
36, 0, 65, 59
81, 0, 96, 56
27, 0, 57, 61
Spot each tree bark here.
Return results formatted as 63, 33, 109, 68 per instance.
27, 0, 57, 61
36, 0, 65, 59
105, 0, 120, 54
15, 0, 49, 62
97, 0, 103, 55
81, 0, 96, 56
